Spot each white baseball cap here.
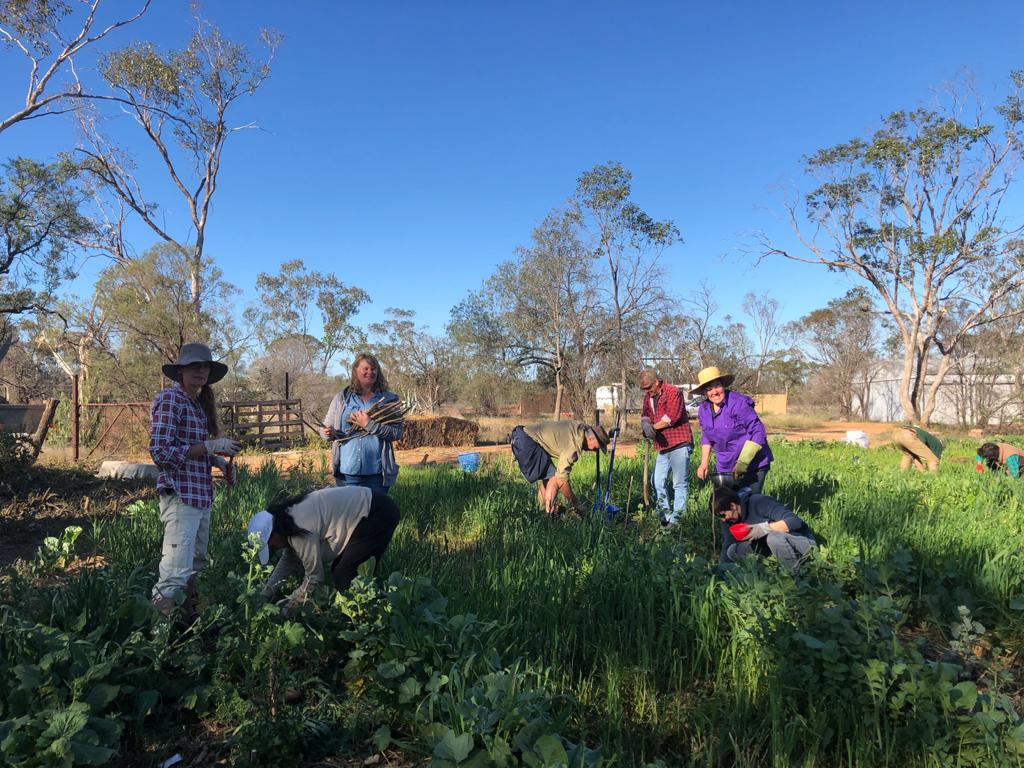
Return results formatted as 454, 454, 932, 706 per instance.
246, 510, 273, 565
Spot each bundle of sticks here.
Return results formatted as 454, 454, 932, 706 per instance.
332, 399, 411, 445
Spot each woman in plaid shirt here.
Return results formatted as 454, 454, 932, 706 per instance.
149, 343, 241, 616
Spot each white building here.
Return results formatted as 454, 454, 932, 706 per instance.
862, 358, 1022, 426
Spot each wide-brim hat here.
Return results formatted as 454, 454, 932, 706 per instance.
689, 366, 735, 398
589, 424, 610, 452
162, 343, 229, 385
246, 510, 273, 565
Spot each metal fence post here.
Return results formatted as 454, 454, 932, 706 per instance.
72, 373, 80, 463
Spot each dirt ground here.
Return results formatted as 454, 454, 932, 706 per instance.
0, 420, 911, 569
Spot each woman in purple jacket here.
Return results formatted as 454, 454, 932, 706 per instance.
692, 366, 772, 494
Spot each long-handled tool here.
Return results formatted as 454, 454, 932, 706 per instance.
592, 433, 603, 514
642, 439, 651, 508
601, 425, 622, 521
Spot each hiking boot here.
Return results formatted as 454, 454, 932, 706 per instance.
151, 595, 177, 616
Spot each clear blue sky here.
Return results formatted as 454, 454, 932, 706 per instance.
3, 1, 1024, 336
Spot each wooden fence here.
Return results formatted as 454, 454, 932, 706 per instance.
220, 399, 305, 450
71, 394, 306, 461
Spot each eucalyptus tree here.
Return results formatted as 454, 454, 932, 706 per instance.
0, 157, 93, 364
77, 13, 280, 314
451, 208, 612, 419
574, 162, 680, 422
248, 259, 368, 377
0, 0, 151, 133
789, 288, 883, 419
763, 72, 1024, 423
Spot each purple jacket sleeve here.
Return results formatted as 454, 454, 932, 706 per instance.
735, 395, 768, 445
698, 403, 712, 446
149, 391, 188, 470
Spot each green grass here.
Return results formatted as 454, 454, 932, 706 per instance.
3, 440, 1024, 766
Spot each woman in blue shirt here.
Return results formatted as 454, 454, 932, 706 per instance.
322, 353, 404, 493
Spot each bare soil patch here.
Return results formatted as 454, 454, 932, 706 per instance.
0, 465, 154, 568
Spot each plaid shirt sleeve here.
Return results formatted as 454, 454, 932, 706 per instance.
651, 383, 693, 452
150, 389, 189, 470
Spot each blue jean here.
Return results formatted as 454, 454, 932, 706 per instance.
335, 473, 388, 494
653, 445, 691, 524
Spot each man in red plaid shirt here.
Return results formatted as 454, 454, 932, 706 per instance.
639, 369, 694, 527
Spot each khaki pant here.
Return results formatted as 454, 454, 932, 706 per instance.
153, 494, 211, 600
892, 429, 940, 473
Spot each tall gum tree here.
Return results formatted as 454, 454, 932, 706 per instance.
762, 73, 1024, 423
574, 162, 679, 425
77, 13, 280, 315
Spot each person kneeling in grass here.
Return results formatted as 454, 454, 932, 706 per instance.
712, 487, 816, 573
977, 442, 1024, 478
509, 419, 609, 515
246, 486, 400, 614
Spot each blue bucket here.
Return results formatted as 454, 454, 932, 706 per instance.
457, 452, 481, 473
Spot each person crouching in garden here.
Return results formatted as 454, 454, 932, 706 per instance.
977, 442, 1023, 478
150, 343, 241, 616
510, 419, 609, 515
892, 423, 943, 473
246, 486, 400, 615
712, 487, 816, 573
639, 368, 694, 528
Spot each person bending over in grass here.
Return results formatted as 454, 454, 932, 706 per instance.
712, 487, 816, 573
246, 486, 400, 615
509, 419, 609, 515
892, 423, 943, 473
977, 442, 1024, 478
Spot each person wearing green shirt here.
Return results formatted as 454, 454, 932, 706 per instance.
510, 419, 609, 515
892, 423, 943, 473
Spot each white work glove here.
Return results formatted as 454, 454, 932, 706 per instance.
205, 437, 242, 456
746, 522, 771, 540
641, 417, 656, 440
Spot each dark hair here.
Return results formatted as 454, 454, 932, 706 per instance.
978, 442, 1001, 471
348, 353, 389, 394
710, 487, 741, 517
197, 384, 221, 437
266, 491, 313, 539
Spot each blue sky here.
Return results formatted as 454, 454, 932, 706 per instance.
3, 1, 1024, 337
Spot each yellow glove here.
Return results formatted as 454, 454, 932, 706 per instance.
733, 440, 762, 476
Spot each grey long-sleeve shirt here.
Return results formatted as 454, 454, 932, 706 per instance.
261, 486, 372, 607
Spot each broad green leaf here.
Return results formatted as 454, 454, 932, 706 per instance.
371, 725, 391, 751
84, 683, 120, 711
434, 729, 474, 762
377, 660, 406, 679
398, 676, 422, 704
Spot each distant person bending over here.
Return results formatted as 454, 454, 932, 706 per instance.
712, 487, 816, 573
976, 442, 1023, 478
322, 353, 404, 493
246, 486, 401, 615
639, 368, 694, 527
892, 423, 943, 473
692, 366, 773, 494
510, 419, 609, 515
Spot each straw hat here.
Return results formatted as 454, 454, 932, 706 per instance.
689, 366, 735, 398
162, 342, 229, 385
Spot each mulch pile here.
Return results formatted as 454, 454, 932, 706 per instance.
395, 416, 480, 450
